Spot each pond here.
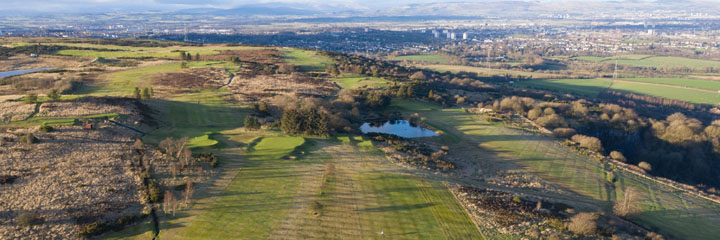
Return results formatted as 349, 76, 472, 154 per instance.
360, 120, 439, 138
0, 68, 51, 79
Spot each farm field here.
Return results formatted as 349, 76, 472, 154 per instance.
516, 78, 720, 104
618, 77, 720, 91
389, 100, 720, 240
333, 73, 391, 89
391, 54, 451, 64
573, 55, 720, 69
417, 64, 562, 78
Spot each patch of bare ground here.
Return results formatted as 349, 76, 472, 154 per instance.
0, 125, 143, 239
0, 101, 36, 122
0, 55, 87, 72
228, 73, 338, 102
38, 97, 136, 118
152, 67, 229, 90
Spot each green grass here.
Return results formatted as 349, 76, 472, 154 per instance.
609, 80, 720, 105
52, 43, 264, 59
281, 48, 333, 72
574, 55, 720, 69
515, 78, 612, 97
418, 64, 561, 78
390, 99, 720, 240
391, 54, 451, 64
333, 73, 390, 89
620, 77, 720, 91
79, 61, 227, 96
517, 78, 720, 104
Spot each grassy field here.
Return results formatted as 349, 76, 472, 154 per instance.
391, 54, 451, 64
281, 48, 333, 72
516, 78, 720, 104
333, 73, 391, 89
108, 130, 493, 239
619, 77, 720, 91
389, 99, 720, 240
515, 78, 612, 97
573, 55, 720, 69
419, 64, 562, 78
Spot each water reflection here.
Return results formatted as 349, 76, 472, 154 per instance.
360, 120, 438, 138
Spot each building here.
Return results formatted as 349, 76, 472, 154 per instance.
450, 32, 456, 40
463, 32, 469, 40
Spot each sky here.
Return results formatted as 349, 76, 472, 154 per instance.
0, 0, 453, 12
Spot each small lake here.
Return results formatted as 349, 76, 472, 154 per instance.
0, 68, 51, 79
360, 120, 439, 138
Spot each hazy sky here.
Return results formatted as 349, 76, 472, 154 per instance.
0, 0, 467, 12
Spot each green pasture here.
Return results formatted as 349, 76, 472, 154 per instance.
573, 55, 720, 69
515, 78, 612, 97
620, 77, 720, 91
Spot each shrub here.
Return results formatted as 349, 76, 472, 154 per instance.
606, 171, 616, 183
78, 221, 106, 238
568, 212, 598, 236
17, 213, 44, 227
552, 128, 576, 138
244, 116, 261, 130
638, 161, 652, 172
609, 151, 626, 162
23, 93, 37, 104
39, 123, 53, 133
19, 133, 38, 144
571, 134, 604, 152
47, 89, 61, 100
536, 114, 567, 128
148, 180, 162, 203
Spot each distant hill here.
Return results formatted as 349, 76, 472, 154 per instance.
176, 4, 320, 16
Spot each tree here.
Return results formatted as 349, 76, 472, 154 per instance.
610, 151, 626, 162
195, 53, 200, 62
409, 71, 426, 81
134, 87, 142, 99
571, 134, 604, 152
326, 64, 340, 76
181, 62, 188, 69
244, 116, 261, 130
184, 180, 195, 207
163, 190, 177, 216
141, 88, 151, 100
638, 161, 652, 172
148, 87, 154, 97
47, 89, 61, 101
23, 93, 37, 104
614, 187, 642, 217
568, 212, 598, 236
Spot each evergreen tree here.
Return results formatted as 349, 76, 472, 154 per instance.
141, 88, 151, 100
134, 87, 142, 99
47, 89, 61, 100
244, 116, 261, 130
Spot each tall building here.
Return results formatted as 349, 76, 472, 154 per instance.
462, 32, 468, 40
450, 32, 456, 39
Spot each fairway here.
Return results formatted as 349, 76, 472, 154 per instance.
515, 78, 612, 97
131, 133, 490, 240
389, 100, 720, 240
281, 48, 333, 72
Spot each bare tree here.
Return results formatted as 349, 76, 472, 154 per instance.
614, 187, 643, 217
184, 180, 195, 207
163, 191, 177, 215
568, 212, 599, 236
